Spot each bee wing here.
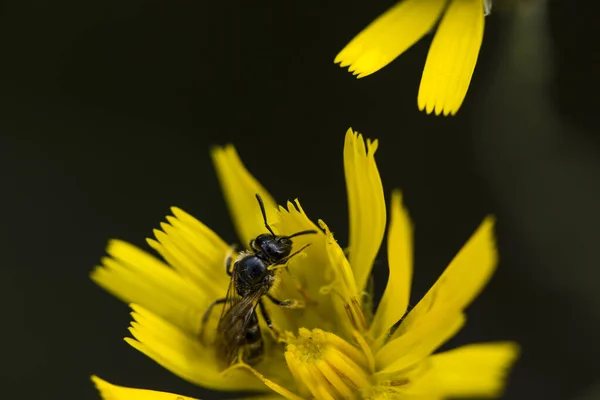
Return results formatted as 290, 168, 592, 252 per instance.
217, 283, 269, 334
218, 264, 242, 324
216, 268, 270, 365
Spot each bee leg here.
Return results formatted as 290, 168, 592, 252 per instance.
258, 299, 282, 340
275, 243, 312, 266
295, 282, 318, 306
225, 245, 238, 276
200, 298, 226, 343
236, 347, 246, 365
267, 294, 304, 309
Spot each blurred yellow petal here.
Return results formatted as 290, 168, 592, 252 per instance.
376, 310, 465, 373
417, 0, 485, 115
343, 128, 386, 293
393, 217, 496, 340
211, 145, 278, 248
125, 304, 264, 392
407, 342, 520, 398
91, 375, 199, 400
147, 207, 231, 297
90, 240, 206, 333
335, 0, 448, 78
369, 190, 413, 342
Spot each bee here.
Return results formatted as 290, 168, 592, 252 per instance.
201, 194, 317, 366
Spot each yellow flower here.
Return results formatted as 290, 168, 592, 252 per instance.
90, 128, 519, 399
335, 0, 489, 116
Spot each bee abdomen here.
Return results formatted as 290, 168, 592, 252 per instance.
245, 337, 264, 364
244, 322, 261, 341
243, 312, 264, 364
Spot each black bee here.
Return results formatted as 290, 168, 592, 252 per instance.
201, 194, 317, 366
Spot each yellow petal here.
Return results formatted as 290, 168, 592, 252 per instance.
405, 342, 520, 398
334, 0, 448, 78
90, 240, 206, 333
320, 219, 366, 338
369, 190, 413, 342
236, 397, 286, 400
343, 128, 386, 293
417, 0, 485, 115
211, 145, 279, 248
271, 200, 340, 334
273, 198, 364, 338
230, 363, 304, 400
125, 304, 265, 392
147, 207, 231, 297
376, 310, 465, 373
392, 216, 496, 340
91, 375, 199, 400
284, 328, 372, 399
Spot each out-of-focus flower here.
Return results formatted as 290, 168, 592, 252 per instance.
90, 128, 519, 399
335, 0, 491, 116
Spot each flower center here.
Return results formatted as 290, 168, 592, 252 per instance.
285, 328, 372, 400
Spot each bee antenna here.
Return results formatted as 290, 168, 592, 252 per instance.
255, 193, 276, 236
283, 230, 318, 240
273, 243, 313, 267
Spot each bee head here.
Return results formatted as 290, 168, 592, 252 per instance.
251, 233, 293, 262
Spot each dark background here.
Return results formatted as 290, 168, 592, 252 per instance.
1, 0, 599, 399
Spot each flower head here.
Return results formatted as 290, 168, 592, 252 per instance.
91, 128, 519, 399
335, 0, 490, 116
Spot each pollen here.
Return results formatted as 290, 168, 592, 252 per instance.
285, 328, 373, 400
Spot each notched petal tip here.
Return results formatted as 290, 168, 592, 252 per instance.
128, 302, 146, 314
366, 138, 379, 155
343, 127, 386, 294
122, 306, 265, 392
169, 205, 184, 215
105, 238, 125, 253
335, 0, 448, 79
209, 143, 234, 157
417, 0, 485, 116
